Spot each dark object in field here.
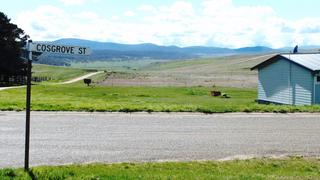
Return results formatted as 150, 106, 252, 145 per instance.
211, 91, 221, 97
221, 93, 230, 98
84, 79, 92, 86
293, 45, 298, 54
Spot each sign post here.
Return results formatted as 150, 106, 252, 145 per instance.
24, 40, 32, 171
22, 41, 91, 171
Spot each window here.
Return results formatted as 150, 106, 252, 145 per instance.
317, 76, 320, 83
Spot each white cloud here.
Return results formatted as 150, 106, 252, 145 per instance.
123, 11, 136, 17
58, 0, 99, 6
138, 4, 156, 13
14, 0, 320, 48
58, 0, 85, 5
15, 5, 109, 41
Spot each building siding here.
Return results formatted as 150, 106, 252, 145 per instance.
258, 58, 314, 105
291, 64, 313, 105
258, 59, 291, 104
315, 78, 320, 104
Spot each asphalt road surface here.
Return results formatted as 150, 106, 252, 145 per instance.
0, 112, 320, 168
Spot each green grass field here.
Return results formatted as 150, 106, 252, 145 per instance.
2, 57, 319, 113
1, 84, 320, 113
32, 64, 96, 82
2, 60, 320, 113
1, 157, 319, 179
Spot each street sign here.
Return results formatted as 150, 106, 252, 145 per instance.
30, 42, 91, 55
23, 40, 91, 171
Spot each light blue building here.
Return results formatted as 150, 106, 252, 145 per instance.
251, 53, 320, 105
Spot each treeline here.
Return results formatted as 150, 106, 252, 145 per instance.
0, 11, 29, 86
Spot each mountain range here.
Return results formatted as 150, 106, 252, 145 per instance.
37, 38, 316, 66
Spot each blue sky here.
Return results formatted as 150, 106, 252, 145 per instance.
2, 0, 320, 48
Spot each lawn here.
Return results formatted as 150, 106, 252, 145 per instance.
1, 84, 320, 113
1, 157, 319, 179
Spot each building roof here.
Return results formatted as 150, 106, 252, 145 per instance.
251, 53, 320, 72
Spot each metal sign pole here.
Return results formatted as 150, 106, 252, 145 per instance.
24, 40, 32, 171
21, 41, 90, 171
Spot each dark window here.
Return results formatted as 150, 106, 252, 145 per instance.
317, 76, 320, 82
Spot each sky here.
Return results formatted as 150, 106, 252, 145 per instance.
2, 0, 320, 48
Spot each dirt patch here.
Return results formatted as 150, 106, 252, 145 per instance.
98, 54, 268, 88
99, 71, 257, 87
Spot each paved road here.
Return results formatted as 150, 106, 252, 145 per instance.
0, 112, 320, 168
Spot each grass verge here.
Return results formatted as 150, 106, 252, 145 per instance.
1, 157, 320, 180
1, 85, 320, 113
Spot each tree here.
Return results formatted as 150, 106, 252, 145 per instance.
0, 11, 29, 76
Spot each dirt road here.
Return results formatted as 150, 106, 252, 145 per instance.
0, 71, 104, 91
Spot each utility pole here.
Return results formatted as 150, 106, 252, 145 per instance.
24, 40, 32, 171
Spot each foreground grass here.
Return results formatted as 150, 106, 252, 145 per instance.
1, 158, 320, 179
1, 85, 320, 112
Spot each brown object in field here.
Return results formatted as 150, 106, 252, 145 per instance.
211, 91, 221, 97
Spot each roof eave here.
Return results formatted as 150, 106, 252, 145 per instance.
250, 54, 282, 70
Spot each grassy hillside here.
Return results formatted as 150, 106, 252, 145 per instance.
70, 59, 165, 71
32, 64, 96, 82
35, 53, 277, 87
144, 54, 272, 72
96, 54, 275, 88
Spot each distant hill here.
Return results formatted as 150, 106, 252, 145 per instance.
37, 38, 280, 66
53, 39, 181, 51
235, 46, 274, 53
